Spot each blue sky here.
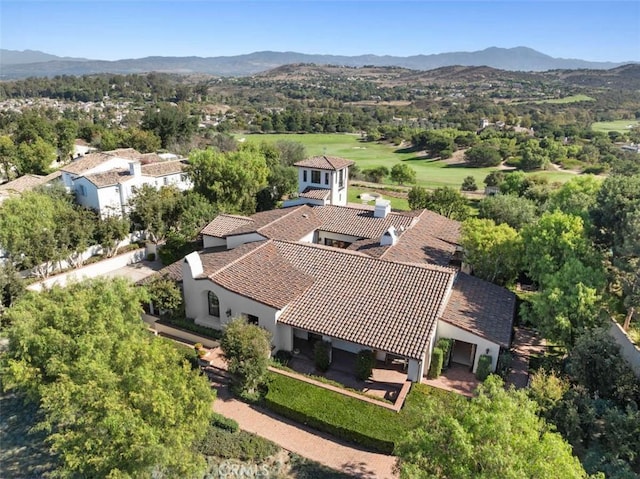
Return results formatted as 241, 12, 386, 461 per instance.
2, 1, 639, 62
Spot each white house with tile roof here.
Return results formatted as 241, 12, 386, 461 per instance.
283, 156, 354, 207
60, 148, 190, 217
156, 156, 515, 381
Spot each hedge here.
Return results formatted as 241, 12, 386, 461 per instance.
427, 347, 444, 379
265, 372, 398, 453
355, 349, 375, 381
436, 338, 453, 369
211, 412, 239, 433
264, 373, 465, 454
476, 354, 493, 381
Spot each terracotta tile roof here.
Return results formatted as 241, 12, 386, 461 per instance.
300, 186, 330, 200
224, 205, 322, 242
441, 272, 516, 347
201, 214, 254, 238
84, 169, 129, 187
106, 148, 143, 160
294, 156, 355, 170
212, 242, 314, 309
60, 152, 116, 175
0, 174, 47, 193
274, 241, 455, 359
381, 209, 461, 266
313, 205, 415, 239
140, 160, 186, 177
139, 153, 163, 164
345, 238, 391, 258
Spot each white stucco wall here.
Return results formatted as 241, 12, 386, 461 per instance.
203, 235, 226, 249
182, 256, 284, 351
436, 321, 500, 373
407, 357, 425, 382
332, 338, 366, 354
316, 231, 360, 246
330, 167, 348, 207
226, 233, 267, 249
73, 176, 101, 211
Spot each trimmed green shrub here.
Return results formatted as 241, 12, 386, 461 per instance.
476, 354, 493, 381
314, 341, 331, 372
265, 372, 397, 453
211, 412, 239, 433
273, 349, 293, 367
496, 350, 513, 379
427, 348, 444, 379
355, 349, 375, 381
199, 427, 278, 461
436, 338, 453, 369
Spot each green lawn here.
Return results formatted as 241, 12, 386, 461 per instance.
532, 94, 595, 104
591, 120, 640, 133
348, 186, 410, 210
240, 133, 575, 189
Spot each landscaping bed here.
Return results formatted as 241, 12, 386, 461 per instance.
264, 372, 461, 454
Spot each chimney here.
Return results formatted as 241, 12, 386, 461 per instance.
373, 198, 391, 218
380, 226, 398, 246
129, 161, 142, 177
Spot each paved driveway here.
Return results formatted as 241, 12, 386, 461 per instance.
99, 260, 163, 283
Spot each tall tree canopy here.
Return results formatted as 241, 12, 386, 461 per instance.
395, 376, 587, 479
2, 279, 214, 478
187, 147, 269, 214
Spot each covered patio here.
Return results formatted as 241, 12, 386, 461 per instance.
287, 338, 407, 402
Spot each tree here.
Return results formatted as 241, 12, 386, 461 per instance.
483, 170, 505, 188
16, 137, 56, 175
523, 258, 605, 347
395, 376, 587, 479
129, 184, 181, 244
2, 279, 213, 478
94, 213, 131, 257
0, 262, 24, 322
390, 163, 416, 185
463, 145, 502, 167
145, 274, 184, 320
460, 218, 522, 285
547, 175, 602, 221
0, 190, 72, 276
423, 187, 470, 220
0, 135, 17, 180
519, 139, 550, 171
54, 119, 78, 162
220, 318, 272, 399
478, 194, 538, 230
141, 103, 197, 148
521, 211, 600, 287
460, 175, 478, 192
408, 185, 429, 210
364, 166, 390, 183
187, 148, 269, 214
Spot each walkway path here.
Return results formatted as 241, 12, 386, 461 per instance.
202, 349, 398, 479
507, 327, 546, 389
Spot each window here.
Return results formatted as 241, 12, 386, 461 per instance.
163, 177, 169, 186
338, 169, 344, 188
311, 170, 321, 184
303, 170, 308, 182
245, 314, 259, 325
78, 184, 86, 196
324, 172, 329, 185
208, 291, 220, 317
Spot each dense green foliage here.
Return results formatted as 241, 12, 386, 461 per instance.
396, 376, 587, 479
427, 348, 444, 379
461, 218, 522, 285
408, 186, 470, 220
144, 274, 184, 320
355, 349, 375, 381
475, 354, 493, 381
1, 279, 214, 478
314, 340, 332, 372
220, 318, 272, 398
265, 373, 459, 454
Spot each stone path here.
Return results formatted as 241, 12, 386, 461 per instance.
202, 349, 398, 479
507, 327, 546, 389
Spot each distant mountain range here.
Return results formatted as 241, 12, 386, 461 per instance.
0, 47, 636, 79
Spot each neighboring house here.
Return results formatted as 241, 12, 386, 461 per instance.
0, 170, 62, 205
60, 148, 190, 217
283, 156, 354, 207
156, 156, 515, 382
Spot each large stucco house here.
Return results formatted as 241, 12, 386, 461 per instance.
158, 156, 515, 382
60, 148, 190, 217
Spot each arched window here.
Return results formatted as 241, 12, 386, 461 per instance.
208, 291, 220, 317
